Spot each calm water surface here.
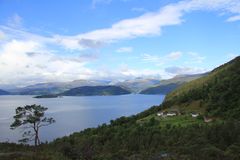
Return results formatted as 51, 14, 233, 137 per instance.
0, 94, 164, 143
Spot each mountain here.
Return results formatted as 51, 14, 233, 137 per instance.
161, 56, 240, 119
0, 84, 17, 90
60, 85, 131, 96
19, 78, 161, 95
2, 57, 240, 160
10, 80, 111, 95
0, 89, 10, 95
140, 73, 206, 95
113, 78, 161, 93
5, 75, 203, 95
140, 83, 183, 95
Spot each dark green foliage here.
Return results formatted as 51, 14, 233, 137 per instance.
34, 94, 59, 98
61, 85, 131, 96
0, 143, 69, 160
140, 73, 206, 95
10, 104, 55, 146
140, 83, 183, 95
2, 120, 240, 160
49, 119, 240, 160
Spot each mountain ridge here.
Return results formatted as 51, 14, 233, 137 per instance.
35, 85, 131, 98
140, 73, 206, 95
161, 56, 240, 119
61, 85, 131, 96
0, 89, 10, 95
3, 74, 207, 95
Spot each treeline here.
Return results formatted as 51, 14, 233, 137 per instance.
47, 117, 240, 160
1, 112, 240, 160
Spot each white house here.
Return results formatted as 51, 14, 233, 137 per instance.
157, 112, 164, 116
166, 112, 177, 116
191, 113, 199, 118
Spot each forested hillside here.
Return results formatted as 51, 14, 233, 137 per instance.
140, 73, 205, 95
162, 56, 240, 119
61, 86, 131, 96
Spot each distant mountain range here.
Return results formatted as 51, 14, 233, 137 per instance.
8, 80, 111, 95
140, 73, 207, 95
1, 73, 207, 96
60, 86, 131, 96
0, 89, 10, 95
112, 78, 161, 93
35, 86, 131, 98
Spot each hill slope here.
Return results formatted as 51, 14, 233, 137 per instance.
0, 89, 10, 95
140, 73, 206, 95
161, 56, 240, 119
60, 85, 131, 96
140, 83, 182, 95
113, 78, 161, 93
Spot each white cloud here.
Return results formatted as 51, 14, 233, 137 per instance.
0, 30, 6, 40
142, 54, 163, 63
188, 52, 205, 63
165, 66, 207, 75
1, 0, 240, 85
166, 51, 182, 60
0, 25, 53, 44
55, 3, 184, 50
55, 0, 240, 50
2, 0, 240, 51
0, 40, 96, 86
96, 64, 166, 80
116, 47, 133, 53
7, 14, 23, 28
141, 51, 182, 64
227, 15, 240, 22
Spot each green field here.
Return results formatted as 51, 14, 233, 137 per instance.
138, 114, 205, 127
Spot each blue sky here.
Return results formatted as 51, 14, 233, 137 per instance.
0, 0, 240, 86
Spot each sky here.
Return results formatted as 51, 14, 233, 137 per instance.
0, 0, 240, 86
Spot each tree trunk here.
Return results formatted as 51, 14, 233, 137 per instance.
35, 136, 37, 146
34, 123, 37, 147
36, 126, 40, 145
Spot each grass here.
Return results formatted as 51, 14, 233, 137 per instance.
137, 114, 205, 127
164, 100, 206, 114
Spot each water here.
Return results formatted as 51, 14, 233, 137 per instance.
0, 94, 164, 143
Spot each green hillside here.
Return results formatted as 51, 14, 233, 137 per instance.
162, 56, 240, 119
61, 85, 131, 96
140, 73, 205, 95
140, 83, 182, 95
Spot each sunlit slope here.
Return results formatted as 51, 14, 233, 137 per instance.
162, 56, 240, 119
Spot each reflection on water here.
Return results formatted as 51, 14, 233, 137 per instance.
0, 94, 164, 143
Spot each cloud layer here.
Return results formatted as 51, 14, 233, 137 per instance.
0, 40, 95, 86
1, 0, 240, 85
54, 0, 240, 50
